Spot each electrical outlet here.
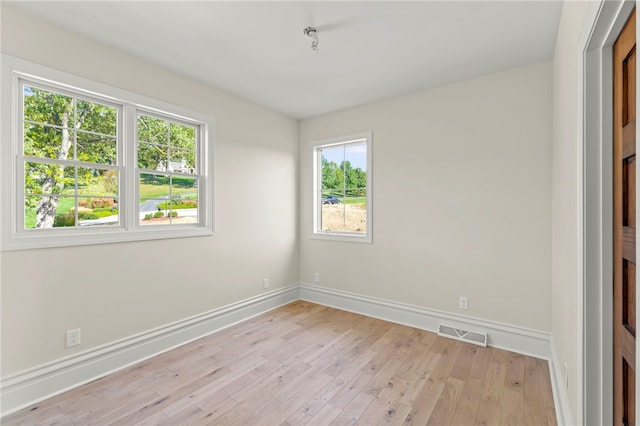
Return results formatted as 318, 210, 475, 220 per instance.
314, 272, 320, 283
459, 296, 468, 310
564, 362, 569, 388
263, 278, 269, 289
66, 329, 81, 348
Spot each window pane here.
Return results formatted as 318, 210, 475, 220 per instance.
141, 199, 200, 225
77, 168, 118, 197
76, 197, 119, 226
139, 198, 161, 223
24, 86, 75, 128
77, 131, 117, 165
344, 143, 367, 171
320, 193, 367, 234
321, 192, 345, 232
24, 91, 118, 165
23, 123, 67, 159
138, 142, 168, 171
25, 162, 75, 195
171, 175, 198, 197
24, 196, 40, 228
78, 196, 118, 210
52, 196, 77, 227
24, 195, 76, 228
139, 173, 171, 198
139, 199, 169, 226
139, 172, 170, 226
77, 100, 117, 136
169, 148, 196, 174
170, 198, 198, 224
139, 174, 198, 226
345, 191, 366, 233
344, 143, 367, 195
169, 122, 195, 150
320, 146, 344, 191
137, 114, 167, 145
169, 177, 198, 225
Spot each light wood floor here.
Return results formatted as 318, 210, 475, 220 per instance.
2, 301, 557, 425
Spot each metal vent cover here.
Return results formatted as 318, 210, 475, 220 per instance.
437, 324, 487, 347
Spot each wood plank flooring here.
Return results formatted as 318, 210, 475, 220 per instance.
2, 301, 557, 425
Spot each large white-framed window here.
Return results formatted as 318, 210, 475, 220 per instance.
311, 132, 372, 243
1, 55, 214, 250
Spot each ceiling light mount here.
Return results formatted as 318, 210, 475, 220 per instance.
303, 26, 319, 53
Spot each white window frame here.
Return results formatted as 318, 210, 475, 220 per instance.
311, 132, 372, 243
1, 55, 215, 250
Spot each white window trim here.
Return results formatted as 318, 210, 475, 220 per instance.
1, 55, 215, 251
310, 132, 372, 243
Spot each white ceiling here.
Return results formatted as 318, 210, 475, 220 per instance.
10, 1, 563, 119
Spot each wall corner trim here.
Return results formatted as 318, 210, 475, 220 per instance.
0, 284, 299, 417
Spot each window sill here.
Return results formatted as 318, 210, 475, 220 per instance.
1, 226, 214, 251
311, 231, 372, 244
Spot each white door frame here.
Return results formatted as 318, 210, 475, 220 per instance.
580, 1, 636, 424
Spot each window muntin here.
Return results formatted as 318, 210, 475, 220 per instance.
2, 56, 214, 250
312, 133, 371, 242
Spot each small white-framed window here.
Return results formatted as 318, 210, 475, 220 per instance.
1, 55, 214, 250
311, 132, 372, 243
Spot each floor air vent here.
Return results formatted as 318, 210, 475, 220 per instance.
437, 324, 487, 347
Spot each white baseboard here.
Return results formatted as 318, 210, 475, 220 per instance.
549, 338, 574, 426
0, 284, 299, 417
2, 282, 566, 423
299, 283, 551, 359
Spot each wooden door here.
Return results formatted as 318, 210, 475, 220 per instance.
614, 9, 636, 426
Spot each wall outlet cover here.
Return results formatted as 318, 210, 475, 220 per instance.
459, 296, 469, 310
66, 329, 81, 348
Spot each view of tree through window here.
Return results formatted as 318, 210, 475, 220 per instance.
23, 85, 119, 228
21, 86, 203, 230
6, 60, 212, 249
319, 142, 367, 233
137, 114, 198, 225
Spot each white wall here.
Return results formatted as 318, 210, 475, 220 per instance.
0, 3, 563, 416
551, 1, 592, 423
299, 62, 552, 332
0, 5, 299, 376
